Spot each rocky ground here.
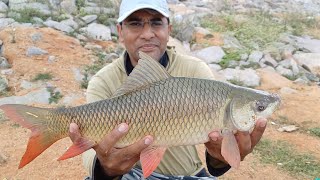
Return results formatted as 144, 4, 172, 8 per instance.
0, 0, 319, 179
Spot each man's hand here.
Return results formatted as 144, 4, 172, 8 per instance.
69, 123, 153, 177
204, 118, 267, 164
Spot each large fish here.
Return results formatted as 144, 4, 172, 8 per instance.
0, 52, 280, 178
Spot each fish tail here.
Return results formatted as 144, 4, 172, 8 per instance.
0, 104, 61, 168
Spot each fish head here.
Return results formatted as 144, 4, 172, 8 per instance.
229, 88, 281, 131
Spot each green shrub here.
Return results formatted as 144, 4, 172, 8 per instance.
47, 87, 63, 104
309, 127, 320, 138
11, 8, 49, 23
255, 139, 320, 179
33, 73, 53, 81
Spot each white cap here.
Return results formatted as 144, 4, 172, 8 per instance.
117, 0, 170, 23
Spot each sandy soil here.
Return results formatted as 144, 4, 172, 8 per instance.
0, 27, 319, 179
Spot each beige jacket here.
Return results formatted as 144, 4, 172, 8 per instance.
83, 46, 215, 176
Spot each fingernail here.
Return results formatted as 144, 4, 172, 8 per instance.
209, 131, 220, 141
118, 123, 128, 132
144, 138, 152, 145
69, 123, 76, 133
259, 119, 267, 128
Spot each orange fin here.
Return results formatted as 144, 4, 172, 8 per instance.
58, 138, 95, 161
0, 104, 61, 169
221, 129, 240, 169
140, 146, 166, 178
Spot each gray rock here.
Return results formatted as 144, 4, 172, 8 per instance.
10, 1, 51, 15
278, 125, 299, 132
279, 58, 299, 75
208, 64, 222, 72
304, 72, 320, 82
279, 59, 292, 69
7, 11, 21, 20
0, 87, 50, 105
0, 152, 8, 164
0, 57, 10, 69
248, 51, 263, 63
0, 76, 8, 92
76, 34, 88, 41
261, 54, 278, 67
0, 13, 6, 18
26, 46, 48, 56
105, 53, 119, 63
20, 80, 41, 90
294, 53, 320, 75
280, 45, 296, 60
294, 77, 310, 85
72, 67, 84, 82
261, 66, 276, 72
60, 18, 79, 29
0, 18, 15, 28
31, 32, 43, 42
49, 0, 60, 9
84, 43, 103, 51
276, 66, 294, 78
0, 1, 8, 13
193, 46, 225, 64
175, 25, 195, 43
219, 68, 260, 87
227, 60, 239, 68
81, 15, 98, 24
1, 69, 13, 75
194, 27, 211, 36
280, 87, 298, 94
31, 17, 44, 24
48, 55, 56, 63
86, 23, 111, 41
82, 7, 115, 14
44, 20, 74, 33
0, 0, 8, 4
222, 33, 244, 50
240, 53, 249, 61
294, 36, 320, 53
60, 0, 77, 14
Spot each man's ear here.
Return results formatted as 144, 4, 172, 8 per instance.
117, 24, 124, 43
167, 24, 172, 41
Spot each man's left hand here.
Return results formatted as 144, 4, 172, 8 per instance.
204, 118, 267, 164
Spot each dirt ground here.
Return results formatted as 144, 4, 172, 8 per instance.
0, 27, 319, 179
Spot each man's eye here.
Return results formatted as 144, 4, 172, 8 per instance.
128, 22, 143, 27
151, 21, 163, 27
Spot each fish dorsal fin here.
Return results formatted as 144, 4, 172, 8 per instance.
112, 51, 171, 97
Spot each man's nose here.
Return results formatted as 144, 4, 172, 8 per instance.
140, 23, 155, 39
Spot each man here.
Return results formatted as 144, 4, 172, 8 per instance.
69, 0, 267, 179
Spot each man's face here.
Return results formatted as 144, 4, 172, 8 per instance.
117, 10, 172, 66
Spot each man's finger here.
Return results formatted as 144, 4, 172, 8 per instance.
122, 135, 154, 161
235, 131, 252, 159
251, 118, 267, 147
69, 123, 81, 143
208, 131, 223, 146
94, 123, 129, 153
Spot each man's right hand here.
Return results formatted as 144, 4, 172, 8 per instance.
69, 122, 154, 177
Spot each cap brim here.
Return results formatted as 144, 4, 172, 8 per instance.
117, 4, 169, 23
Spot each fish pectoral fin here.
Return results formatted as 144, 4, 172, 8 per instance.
140, 146, 167, 178
221, 129, 240, 169
58, 137, 96, 161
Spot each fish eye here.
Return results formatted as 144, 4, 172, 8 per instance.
257, 105, 266, 111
